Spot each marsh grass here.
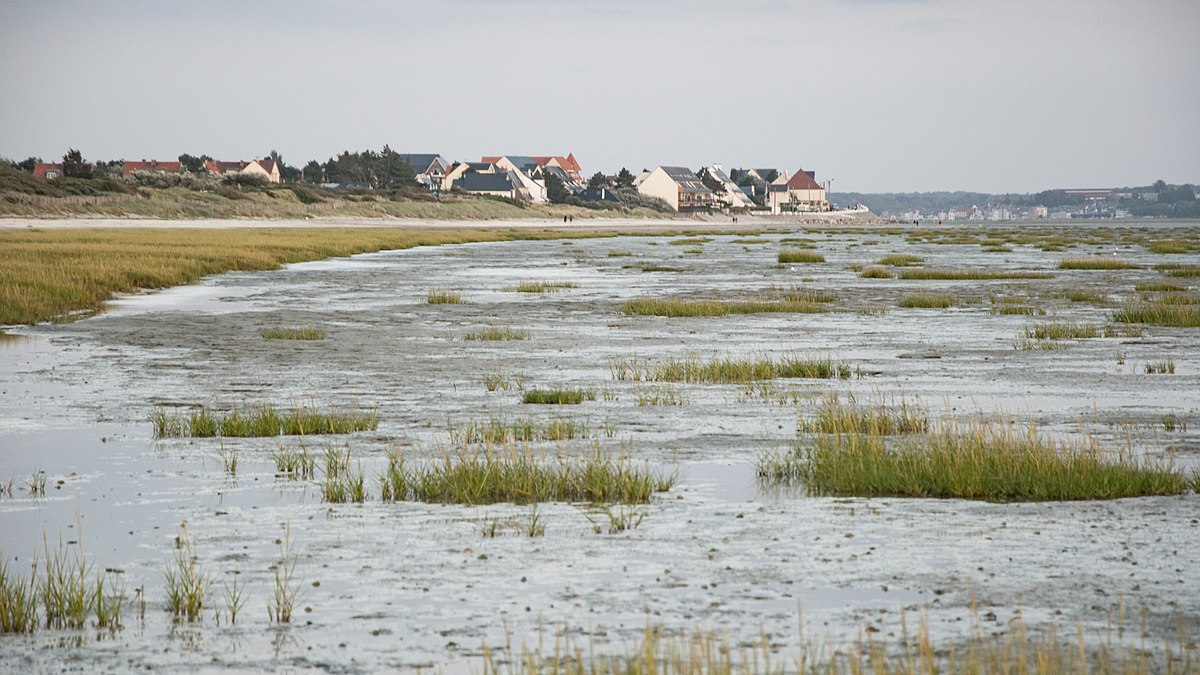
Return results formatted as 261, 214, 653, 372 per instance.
26, 471, 47, 497
606, 251, 633, 257
1135, 281, 1186, 292
623, 298, 827, 317
623, 263, 683, 273
1023, 321, 1100, 341
876, 254, 924, 267
775, 413, 1188, 501
402, 444, 676, 505
798, 394, 928, 436
483, 373, 511, 392
1155, 263, 1200, 278
511, 281, 579, 293
450, 416, 590, 443
220, 574, 245, 625
900, 268, 1053, 280
613, 355, 853, 384
152, 403, 378, 438
2, 530, 124, 634
859, 266, 895, 279
272, 443, 316, 479
465, 325, 529, 341
634, 384, 688, 406
259, 325, 326, 341
1053, 288, 1109, 304
1112, 298, 1200, 327
216, 445, 238, 476
730, 238, 769, 245
379, 448, 409, 502
589, 506, 647, 534
322, 461, 366, 503
1148, 239, 1198, 254
897, 293, 956, 309
668, 237, 712, 246
522, 388, 596, 405
777, 249, 826, 264
1145, 360, 1176, 375
268, 524, 300, 624
1059, 257, 1139, 270
991, 305, 1043, 316
0, 555, 39, 633
427, 290, 465, 304
164, 521, 209, 622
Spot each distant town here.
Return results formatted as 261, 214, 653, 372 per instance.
7, 149, 833, 215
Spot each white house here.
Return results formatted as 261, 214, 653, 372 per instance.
636, 166, 713, 212
768, 169, 828, 213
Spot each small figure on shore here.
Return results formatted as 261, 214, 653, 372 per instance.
564, 215, 568, 223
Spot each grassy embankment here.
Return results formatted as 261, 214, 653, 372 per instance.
0, 227, 639, 327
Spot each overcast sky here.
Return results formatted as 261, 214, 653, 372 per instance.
1, 0, 1197, 193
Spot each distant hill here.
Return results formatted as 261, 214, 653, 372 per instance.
840, 182, 1198, 219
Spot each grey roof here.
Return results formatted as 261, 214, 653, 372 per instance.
503, 155, 539, 171
397, 154, 447, 173
458, 172, 514, 192
708, 166, 734, 184
661, 166, 712, 194
576, 187, 622, 203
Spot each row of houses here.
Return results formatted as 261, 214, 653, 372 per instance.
32, 158, 282, 182
33, 150, 830, 213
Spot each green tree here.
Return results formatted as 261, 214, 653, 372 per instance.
301, 160, 324, 184
1152, 179, 1168, 193
545, 173, 570, 204
615, 167, 635, 189
588, 172, 608, 189
16, 157, 41, 172
697, 167, 725, 194
178, 153, 213, 173
62, 148, 94, 179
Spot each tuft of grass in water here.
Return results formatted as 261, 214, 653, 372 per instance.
427, 290, 465, 304
1053, 288, 1109, 304
623, 298, 826, 317
1148, 239, 1197, 254
1155, 263, 1200, 278
450, 416, 590, 443
634, 384, 688, 407
272, 443, 316, 479
1135, 281, 1186, 292
522, 388, 596, 405
731, 238, 768, 245
900, 268, 1053, 280
799, 394, 928, 435
483, 373, 511, 392
991, 304, 1043, 316
25, 471, 47, 498
613, 354, 853, 384
511, 281, 579, 293
322, 454, 367, 503
523, 505, 546, 537
589, 506, 646, 534
216, 445, 238, 476
1112, 298, 1200, 327
771, 413, 1189, 501
0, 555, 40, 633
220, 574, 245, 625
1023, 321, 1100, 340
859, 266, 895, 279
777, 249, 825, 264
164, 521, 209, 623
379, 448, 409, 502
606, 250, 633, 257
464, 325, 529, 341
268, 524, 301, 624
622, 262, 683, 273
406, 444, 675, 505
1059, 257, 1139, 270
259, 325, 326, 340
667, 236, 712, 246
152, 403, 378, 438
876, 254, 924, 267
897, 293, 956, 309
1145, 360, 1175, 374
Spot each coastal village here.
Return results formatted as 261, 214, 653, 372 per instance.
27, 152, 832, 215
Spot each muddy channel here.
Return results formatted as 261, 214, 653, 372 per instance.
1, 222, 1198, 672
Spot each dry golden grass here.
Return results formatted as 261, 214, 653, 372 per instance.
0, 228, 618, 325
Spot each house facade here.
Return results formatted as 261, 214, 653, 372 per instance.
240, 158, 281, 183
704, 164, 756, 210
396, 154, 450, 191
33, 163, 64, 179
637, 166, 713, 212
768, 169, 828, 213
455, 172, 519, 199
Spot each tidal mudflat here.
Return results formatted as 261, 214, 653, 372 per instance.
1, 222, 1198, 672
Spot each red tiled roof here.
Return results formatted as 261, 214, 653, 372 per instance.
33, 163, 63, 178
256, 158, 276, 174
123, 160, 182, 177
785, 170, 822, 191
204, 160, 248, 174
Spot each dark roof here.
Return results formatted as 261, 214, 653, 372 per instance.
576, 187, 622, 203
397, 154, 447, 173
458, 172, 514, 192
660, 166, 711, 194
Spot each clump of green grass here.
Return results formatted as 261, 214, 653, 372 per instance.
897, 293, 956, 309
876, 254, 923, 267
731, 238, 768, 245
668, 237, 712, 246
1058, 257, 1139, 270
379, 449, 409, 502
164, 521, 209, 622
511, 281, 579, 293
1053, 288, 1109, 304
781, 288, 836, 303
899, 268, 1053, 280
152, 403, 378, 438
1147, 239, 1196, 254
406, 445, 676, 505
464, 325, 529, 341
522, 388, 596, 405
272, 443, 316, 479
0, 555, 39, 633
1112, 299, 1200, 327
589, 506, 647, 534
606, 250, 633, 257
321, 460, 366, 503
634, 384, 688, 406
991, 305, 1042, 316
1135, 281, 1186, 292
612, 354, 852, 383
798, 394, 928, 435
859, 266, 894, 279
450, 416, 590, 443
1023, 321, 1100, 340
259, 325, 326, 340
1154, 263, 1200, 278
623, 298, 826, 317
777, 249, 825, 264
483, 373, 511, 392
268, 524, 301, 624
427, 290, 465, 304
622, 262, 683, 273
1145, 360, 1175, 374
768, 414, 1189, 501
